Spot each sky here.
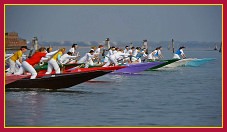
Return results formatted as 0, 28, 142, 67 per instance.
5, 5, 222, 42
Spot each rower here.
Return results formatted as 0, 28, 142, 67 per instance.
45, 48, 66, 74
123, 46, 131, 64
93, 45, 104, 64
148, 46, 163, 61
14, 47, 59, 79
69, 43, 78, 56
156, 46, 164, 60
114, 48, 130, 64
136, 48, 148, 63
60, 52, 78, 64
47, 47, 53, 53
78, 50, 96, 68
7, 46, 29, 74
173, 46, 186, 59
131, 47, 140, 63
102, 46, 118, 67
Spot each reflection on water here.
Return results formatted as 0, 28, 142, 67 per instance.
108, 74, 126, 83
6, 91, 44, 126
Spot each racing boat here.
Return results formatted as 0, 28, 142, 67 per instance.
6, 70, 112, 89
146, 59, 179, 70
148, 58, 216, 70
114, 61, 163, 73
34, 62, 83, 72
37, 65, 126, 74
157, 58, 197, 70
35, 62, 164, 74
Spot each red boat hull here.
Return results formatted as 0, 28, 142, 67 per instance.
37, 66, 126, 75
6, 70, 112, 89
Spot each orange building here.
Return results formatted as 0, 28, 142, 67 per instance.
5, 32, 27, 49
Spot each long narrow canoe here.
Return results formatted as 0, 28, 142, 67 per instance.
5, 74, 29, 85
37, 65, 126, 74
158, 58, 196, 70
146, 59, 179, 70
114, 62, 163, 73
34, 62, 83, 72
35, 61, 164, 74
6, 70, 112, 89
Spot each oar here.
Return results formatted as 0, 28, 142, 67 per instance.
65, 63, 85, 72
172, 39, 175, 53
5, 54, 14, 61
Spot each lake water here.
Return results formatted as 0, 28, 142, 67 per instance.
5, 47, 222, 127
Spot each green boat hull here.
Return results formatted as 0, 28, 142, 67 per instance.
146, 59, 179, 70
34, 62, 84, 72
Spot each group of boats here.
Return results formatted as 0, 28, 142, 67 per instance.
5, 38, 216, 90
5, 57, 214, 90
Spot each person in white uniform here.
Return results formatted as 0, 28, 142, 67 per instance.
123, 46, 130, 54
114, 48, 131, 64
14, 47, 59, 79
103, 47, 113, 65
78, 50, 96, 68
131, 47, 140, 62
122, 46, 131, 64
69, 44, 78, 55
102, 47, 118, 67
94, 45, 104, 64
148, 46, 163, 61
45, 48, 66, 74
60, 52, 78, 64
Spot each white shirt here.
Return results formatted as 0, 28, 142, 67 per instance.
115, 51, 126, 60
95, 48, 101, 54
132, 49, 138, 57
69, 47, 75, 54
148, 50, 157, 59
153, 50, 158, 56
106, 49, 114, 57
180, 49, 184, 55
158, 50, 162, 55
124, 49, 129, 54
78, 53, 94, 63
128, 49, 132, 55
60, 54, 78, 64
142, 51, 147, 57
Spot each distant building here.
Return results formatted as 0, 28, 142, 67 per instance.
5, 32, 27, 49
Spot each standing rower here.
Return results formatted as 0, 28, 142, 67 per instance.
78, 50, 96, 68
102, 47, 118, 67
14, 47, 58, 79
173, 46, 186, 59
45, 48, 66, 74
148, 46, 163, 61
69, 44, 78, 55
60, 52, 78, 64
8, 46, 28, 74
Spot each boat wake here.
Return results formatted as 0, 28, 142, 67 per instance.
185, 58, 216, 67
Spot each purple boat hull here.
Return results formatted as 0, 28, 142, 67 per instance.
114, 62, 163, 73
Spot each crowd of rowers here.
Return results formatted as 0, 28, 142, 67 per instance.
6, 43, 186, 79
